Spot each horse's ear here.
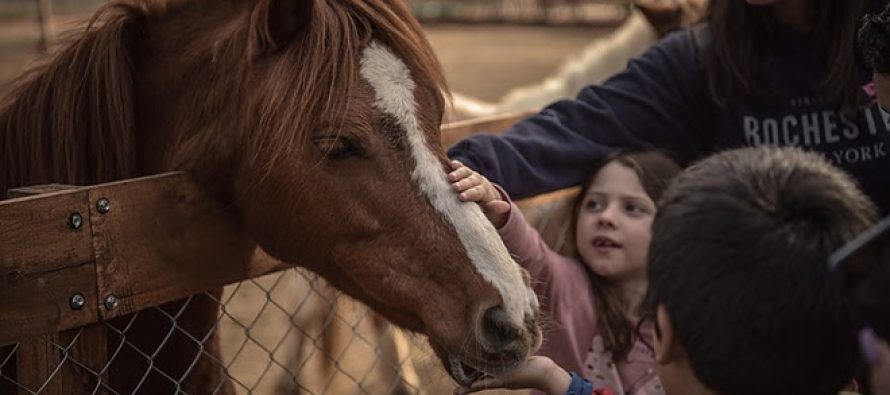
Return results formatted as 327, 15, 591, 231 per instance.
252, 0, 314, 55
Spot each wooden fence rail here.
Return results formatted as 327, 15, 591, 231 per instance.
0, 172, 288, 348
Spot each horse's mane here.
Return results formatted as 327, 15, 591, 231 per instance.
0, 2, 150, 197
0, 0, 447, 198
240, 0, 448, 181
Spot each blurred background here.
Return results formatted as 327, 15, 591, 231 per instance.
0, 0, 629, 101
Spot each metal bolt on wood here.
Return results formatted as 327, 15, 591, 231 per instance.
68, 213, 83, 230
96, 198, 111, 214
104, 295, 119, 310
69, 293, 86, 310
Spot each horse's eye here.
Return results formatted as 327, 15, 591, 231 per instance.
313, 136, 364, 160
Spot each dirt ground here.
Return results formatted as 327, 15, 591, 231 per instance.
426, 23, 612, 101
0, 13, 611, 395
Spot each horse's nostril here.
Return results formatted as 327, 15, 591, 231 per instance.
481, 306, 522, 352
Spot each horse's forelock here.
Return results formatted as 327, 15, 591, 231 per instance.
354, 0, 448, 119
243, 0, 447, 186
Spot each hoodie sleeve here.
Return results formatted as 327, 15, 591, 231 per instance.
497, 200, 560, 285
495, 190, 582, 301
448, 29, 717, 199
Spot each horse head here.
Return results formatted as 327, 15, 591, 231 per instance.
3, 0, 541, 383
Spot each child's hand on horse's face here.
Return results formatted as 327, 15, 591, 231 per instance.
448, 160, 511, 227
448, 160, 500, 203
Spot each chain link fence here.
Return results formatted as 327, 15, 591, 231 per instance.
0, 267, 453, 395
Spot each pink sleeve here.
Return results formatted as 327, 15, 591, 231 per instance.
498, 201, 557, 279
494, 185, 575, 295
494, 188, 599, 376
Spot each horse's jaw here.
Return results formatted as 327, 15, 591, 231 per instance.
446, 353, 486, 387
428, 341, 526, 387
312, 265, 524, 385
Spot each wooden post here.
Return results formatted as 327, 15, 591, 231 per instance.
35, 0, 53, 53
7, 185, 108, 395
16, 325, 108, 395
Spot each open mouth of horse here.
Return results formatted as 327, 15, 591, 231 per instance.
431, 311, 542, 386
434, 347, 522, 387
446, 353, 485, 387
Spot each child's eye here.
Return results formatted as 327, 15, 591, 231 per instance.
625, 204, 647, 215
585, 200, 603, 211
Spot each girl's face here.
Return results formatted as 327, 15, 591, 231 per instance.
575, 161, 656, 282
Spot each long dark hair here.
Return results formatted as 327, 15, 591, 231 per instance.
703, 0, 867, 112
569, 150, 681, 359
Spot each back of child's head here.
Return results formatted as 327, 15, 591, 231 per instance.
645, 146, 877, 395
569, 149, 682, 357
859, 2, 890, 74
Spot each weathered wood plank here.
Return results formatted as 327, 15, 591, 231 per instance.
88, 173, 256, 320
0, 189, 92, 279
8, 184, 79, 197
0, 261, 99, 348
441, 111, 530, 147
16, 324, 108, 395
0, 182, 99, 347
9, 185, 108, 395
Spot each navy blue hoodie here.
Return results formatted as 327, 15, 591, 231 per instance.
449, 4, 890, 214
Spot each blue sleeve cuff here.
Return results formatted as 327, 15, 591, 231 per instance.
565, 372, 594, 395
446, 143, 477, 168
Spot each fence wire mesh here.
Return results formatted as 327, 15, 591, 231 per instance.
0, 268, 453, 395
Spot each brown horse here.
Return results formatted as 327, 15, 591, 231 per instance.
0, 0, 541, 393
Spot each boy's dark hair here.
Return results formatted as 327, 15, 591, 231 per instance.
858, 2, 890, 74
569, 149, 682, 359
645, 147, 877, 395
703, 0, 867, 112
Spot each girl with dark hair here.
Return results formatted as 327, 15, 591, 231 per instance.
449, 0, 890, 216
448, 151, 682, 395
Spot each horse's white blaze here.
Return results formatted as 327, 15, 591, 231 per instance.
359, 41, 536, 324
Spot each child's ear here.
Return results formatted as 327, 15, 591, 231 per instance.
654, 304, 687, 364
